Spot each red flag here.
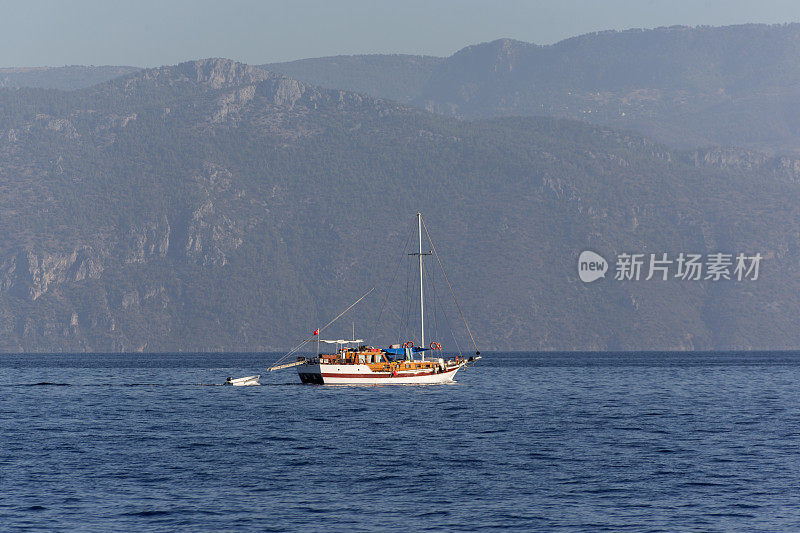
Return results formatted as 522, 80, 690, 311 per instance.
313, 329, 319, 336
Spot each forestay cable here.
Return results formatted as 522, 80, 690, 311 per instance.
421, 217, 479, 355
267, 287, 375, 371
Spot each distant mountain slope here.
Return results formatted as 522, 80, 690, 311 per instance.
266, 24, 800, 153
13, 23, 800, 152
0, 58, 798, 352
262, 54, 442, 103
0, 65, 140, 90
412, 24, 800, 152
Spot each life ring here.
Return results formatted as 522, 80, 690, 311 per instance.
430, 342, 442, 350
402, 341, 413, 348
392, 370, 399, 377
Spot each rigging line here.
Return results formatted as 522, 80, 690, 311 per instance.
427, 258, 439, 343
445, 298, 463, 356
267, 287, 375, 370
319, 286, 375, 335
396, 249, 409, 343
423, 249, 461, 354
422, 217, 479, 354
430, 260, 463, 355
403, 254, 418, 345
382, 305, 404, 331
369, 220, 415, 342
398, 245, 414, 344
266, 338, 312, 371
424, 255, 430, 345
422, 259, 434, 342
433, 264, 439, 342
403, 236, 413, 342
410, 253, 420, 345
430, 256, 462, 354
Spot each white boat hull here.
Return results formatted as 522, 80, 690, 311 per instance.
297, 363, 462, 385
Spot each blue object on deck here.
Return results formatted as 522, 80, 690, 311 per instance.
383, 346, 429, 356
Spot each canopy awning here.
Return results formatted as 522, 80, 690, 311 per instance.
384, 347, 429, 356
319, 339, 363, 344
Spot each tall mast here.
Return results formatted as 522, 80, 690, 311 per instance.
418, 212, 425, 360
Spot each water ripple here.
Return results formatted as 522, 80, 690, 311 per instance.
2, 351, 800, 531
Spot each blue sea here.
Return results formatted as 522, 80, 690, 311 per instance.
2, 352, 800, 531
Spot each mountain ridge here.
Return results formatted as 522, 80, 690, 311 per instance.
265, 23, 800, 153
1, 57, 799, 351
10, 24, 800, 153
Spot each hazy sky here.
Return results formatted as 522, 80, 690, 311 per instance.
3, 0, 800, 67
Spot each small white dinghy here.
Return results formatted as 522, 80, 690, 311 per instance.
224, 375, 261, 386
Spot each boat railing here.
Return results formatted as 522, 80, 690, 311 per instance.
312, 357, 354, 365
308, 354, 469, 366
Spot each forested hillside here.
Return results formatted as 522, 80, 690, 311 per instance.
1, 58, 798, 351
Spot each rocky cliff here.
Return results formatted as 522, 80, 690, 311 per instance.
0, 59, 799, 352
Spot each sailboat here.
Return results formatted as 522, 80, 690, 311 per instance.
264, 213, 480, 385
